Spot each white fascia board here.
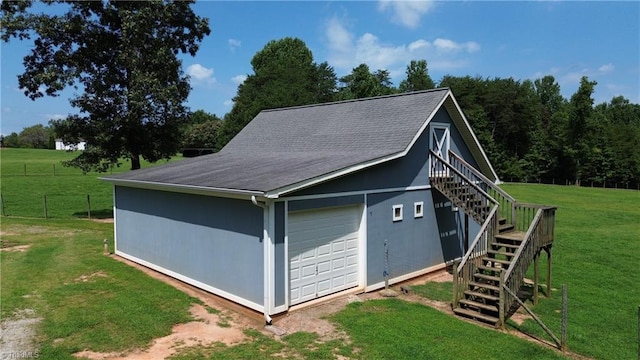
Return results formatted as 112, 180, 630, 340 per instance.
443, 93, 500, 183
266, 93, 450, 198
101, 178, 266, 200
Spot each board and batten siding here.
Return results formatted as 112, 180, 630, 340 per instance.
114, 186, 264, 309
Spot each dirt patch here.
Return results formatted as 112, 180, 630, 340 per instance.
0, 244, 31, 252
274, 295, 360, 340
75, 303, 245, 360
89, 218, 114, 224
0, 309, 42, 359
73, 271, 109, 283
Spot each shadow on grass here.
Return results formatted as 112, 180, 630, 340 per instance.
73, 208, 113, 219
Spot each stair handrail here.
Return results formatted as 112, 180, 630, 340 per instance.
500, 206, 556, 325
448, 151, 514, 202
453, 205, 499, 307
429, 150, 498, 209
429, 150, 501, 308
448, 151, 517, 225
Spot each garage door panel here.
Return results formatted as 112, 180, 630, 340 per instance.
289, 205, 361, 306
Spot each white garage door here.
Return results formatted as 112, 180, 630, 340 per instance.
289, 205, 361, 305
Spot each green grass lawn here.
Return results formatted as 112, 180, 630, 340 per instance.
0, 148, 179, 218
0, 217, 195, 359
501, 184, 640, 360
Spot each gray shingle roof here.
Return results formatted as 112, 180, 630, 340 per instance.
104, 89, 451, 194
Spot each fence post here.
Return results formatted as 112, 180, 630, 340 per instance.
87, 194, 91, 219
561, 284, 567, 351
43, 195, 48, 219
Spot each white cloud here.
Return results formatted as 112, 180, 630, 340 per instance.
228, 38, 241, 52
231, 74, 247, 85
598, 63, 614, 73
324, 16, 479, 76
186, 64, 215, 84
378, 0, 436, 29
223, 99, 234, 107
408, 39, 430, 52
433, 38, 480, 53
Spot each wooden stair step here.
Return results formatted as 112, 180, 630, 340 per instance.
453, 307, 499, 324
469, 281, 500, 292
464, 290, 499, 302
498, 217, 508, 225
482, 257, 511, 266
477, 265, 503, 274
498, 223, 515, 232
473, 273, 500, 282
492, 242, 520, 250
487, 249, 515, 258
495, 231, 527, 242
459, 299, 499, 312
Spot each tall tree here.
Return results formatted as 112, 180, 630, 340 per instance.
567, 76, 597, 183
217, 37, 337, 148
399, 60, 435, 92
337, 64, 395, 100
1, 1, 210, 171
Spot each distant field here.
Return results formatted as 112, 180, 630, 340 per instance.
0, 148, 181, 218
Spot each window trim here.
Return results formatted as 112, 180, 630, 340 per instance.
392, 204, 403, 222
414, 201, 424, 218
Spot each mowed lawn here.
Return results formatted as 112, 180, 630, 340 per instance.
501, 183, 640, 360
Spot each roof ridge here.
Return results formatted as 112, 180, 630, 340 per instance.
261, 87, 450, 113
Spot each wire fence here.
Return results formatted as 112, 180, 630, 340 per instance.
0, 193, 112, 219
1, 163, 116, 177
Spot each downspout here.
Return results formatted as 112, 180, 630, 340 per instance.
251, 195, 273, 325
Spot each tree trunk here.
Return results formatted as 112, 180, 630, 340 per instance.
130, 155, 141, 170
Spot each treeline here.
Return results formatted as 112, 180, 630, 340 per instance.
214, 37, 640, 187
1, 124, 56, 149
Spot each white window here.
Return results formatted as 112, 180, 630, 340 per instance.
414, 201, 424, 218
393, 204, 403, 222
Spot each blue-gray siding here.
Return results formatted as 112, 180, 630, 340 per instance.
115, 186, 264, 306
365, 189, 474, 286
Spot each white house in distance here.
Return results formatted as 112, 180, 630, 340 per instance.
55, 139, 86, 151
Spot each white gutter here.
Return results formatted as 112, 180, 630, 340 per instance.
102, 178, 265, 200
251, 195, 273, 325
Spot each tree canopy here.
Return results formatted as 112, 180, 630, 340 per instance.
1, 0, 210, 171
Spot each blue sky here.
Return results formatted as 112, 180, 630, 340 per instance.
1, 1, 639, 135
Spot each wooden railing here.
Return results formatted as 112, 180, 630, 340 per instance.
500, 206, 556, 324
429, 151, 497, 224
448, 151, 516, 225
453, 206, 498, 307
429, 151, 500, 308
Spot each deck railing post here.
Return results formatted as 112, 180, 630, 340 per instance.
452, 260, 460, 308
561, 284, 568, 351
499, 270, 505, 329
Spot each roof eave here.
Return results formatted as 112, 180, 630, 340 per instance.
100, 177, 266, 200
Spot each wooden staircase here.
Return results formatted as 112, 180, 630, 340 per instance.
429, 150, 556, 327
